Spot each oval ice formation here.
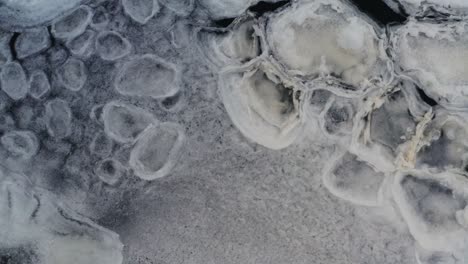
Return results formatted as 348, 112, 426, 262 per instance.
391, 20, 468, 109
392, 171, 468, 253
14, 27, 51, 59
0, 168, 124, 264
102, 101, 157, 144
0, 0, 83, 31
323, 152, 386, 207
265, 0, 385, 87
46, 45, 69, 68
29, 70, 51, 100
1, 130, 39, 160
319, 96, 356, 140
122, 0, 160, 24
45, 98, 72, 139
219, 59, 302, 150
95, 158, 125, 186
90, 6, 110, 30
115, 54, 180, 99
95, 31, 132, 61
0, 61, 29, 101
56, 58, 87, 92
129, 122, 185, 181
66, 29, 96, 57
51, 5, 93, 39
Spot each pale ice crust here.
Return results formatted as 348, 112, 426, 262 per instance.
0, 0, 467, 264
391, 20, 468, 108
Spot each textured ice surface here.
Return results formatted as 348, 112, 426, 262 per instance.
1, 0, 468, 263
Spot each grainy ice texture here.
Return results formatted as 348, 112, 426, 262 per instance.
0, 0, 467, 264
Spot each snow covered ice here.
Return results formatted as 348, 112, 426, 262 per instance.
1, 0, 468, 263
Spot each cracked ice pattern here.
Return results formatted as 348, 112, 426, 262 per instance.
0, 0, 468, 264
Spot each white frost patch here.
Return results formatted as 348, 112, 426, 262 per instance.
266, 0, 385, 87
391, 20, 468, 109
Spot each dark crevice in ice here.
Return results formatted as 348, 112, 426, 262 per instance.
348, 0, 407, 25
248, 0, 291, 17
212, 18, 236, 28
8, 33, 19, 61
47, 25, 56, 46
416, 86, 438, 107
